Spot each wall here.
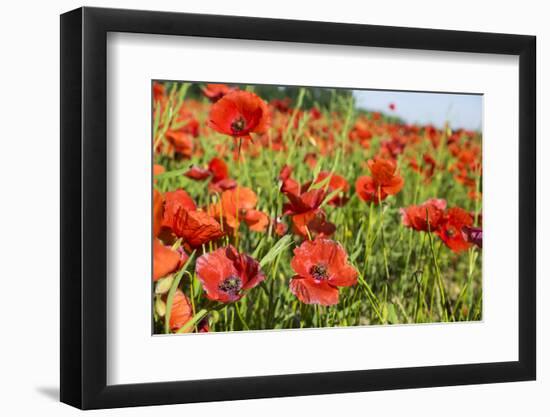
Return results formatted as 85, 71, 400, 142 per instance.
0, 0, 545, 415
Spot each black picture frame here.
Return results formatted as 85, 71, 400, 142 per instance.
60, 6, 536, 410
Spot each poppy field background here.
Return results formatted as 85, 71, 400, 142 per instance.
152, 81, 482, 335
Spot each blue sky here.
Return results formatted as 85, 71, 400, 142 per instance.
353, 90, 483, 131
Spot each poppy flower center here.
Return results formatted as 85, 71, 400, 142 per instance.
218, 276, 242, 295
231, 117, 246, 134
445, 227, 456, 238
309, 264, 329, 281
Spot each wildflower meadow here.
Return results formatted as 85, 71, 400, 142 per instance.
152, 81, 482, 334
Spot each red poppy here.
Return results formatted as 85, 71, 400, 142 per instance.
389, 103, 396, 111
282, 185, 335, 238
273, 216, 288, 236
437, 207, 474, 253
279, 164, 300, 195
303, 152, 318, 169
170, 208, 225, 248
349, 119, 373, 148
400, 198, 447, 232
202, 83, 234, 102
153, 239, 180, 281
289, 239, 358, 306
153, 82, 165, 102
208, 91, 271, 139
283, 188, 325, 216
168, 290, 209, 332
164, 130, 194, 158
153, 164, 165, 184
292, 210, 336, 239
153, 189, 164, 237
161, 189, 197, 231
196, 246, 265, 303
208, 157, 229, 183
355, 158, 404, 204
304, 171, 349, 206
184, 166, 211, 180
380, 136, 406, 159
185, 157, 232, 184
270, 98, 292, 114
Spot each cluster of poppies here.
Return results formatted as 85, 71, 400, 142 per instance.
152, 82, 482, 333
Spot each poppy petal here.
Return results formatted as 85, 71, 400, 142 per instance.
153, 239, 180, 281
289, 276, 339, 306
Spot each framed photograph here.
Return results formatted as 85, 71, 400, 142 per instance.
60, 6, 536, 410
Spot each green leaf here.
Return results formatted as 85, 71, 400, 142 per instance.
176, 309, 208, 334
259, 235, 293, 269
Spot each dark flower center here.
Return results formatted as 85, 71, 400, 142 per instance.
310, 264, 329, 281
231, 117, 246, 133
218, 276, 242, 295
445, 227, 456, 238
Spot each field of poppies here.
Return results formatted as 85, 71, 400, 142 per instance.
152, 81, 482, 335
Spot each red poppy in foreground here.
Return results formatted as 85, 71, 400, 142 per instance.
437, 207, 474, 253
196, 246, 265, 303
355, 157, 404, 204
400, 198, 447, 232
289, 239, 358, 306
207, 91, 270, 139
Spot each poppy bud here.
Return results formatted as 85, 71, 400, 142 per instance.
155, 274, 174, 295
155, 297, 166, 317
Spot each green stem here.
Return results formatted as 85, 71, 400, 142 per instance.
176, 309, 208, 334
164, 251, 196, 334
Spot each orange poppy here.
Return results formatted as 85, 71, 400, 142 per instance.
170, 208, 225, 248
212, 187, 270, 233
164, 130, 194, 158
168, 290, 209, 332
153, 164, 165, 184
355, 157, 404, 204
153, 239, 180, 281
